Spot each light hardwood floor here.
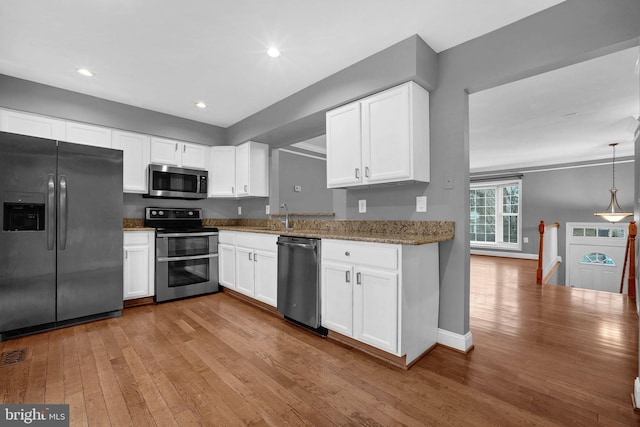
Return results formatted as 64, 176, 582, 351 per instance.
1, 255, 638, 425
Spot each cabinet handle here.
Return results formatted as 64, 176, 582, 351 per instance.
345, 251, 350, 256
365, 167, 369, 178
174, 143, 178, 151
231, 186, 234, 194
183, 145, 186, 153
356, 272, 361, 285
254, 253, 258, 262
345, 270, 351, 283
244, 184, 248, 192
124, 250, 128, 260
249, 252, 252, 261
355, 168, 360, 179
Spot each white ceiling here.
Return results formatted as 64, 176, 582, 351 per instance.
5, 1, 633, 173
0, 0, 564, 129
470, 47, 640, 173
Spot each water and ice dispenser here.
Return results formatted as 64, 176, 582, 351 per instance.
2, 192, 45, 231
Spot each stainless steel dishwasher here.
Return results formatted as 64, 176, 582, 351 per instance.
276, 236, 327, 335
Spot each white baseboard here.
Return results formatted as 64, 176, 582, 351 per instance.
471, 249, 538, 260
437, 329, 474, 353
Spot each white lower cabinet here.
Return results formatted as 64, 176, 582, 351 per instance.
218, 231, 278, 307
123, 231, 155, 300
218, 242, 237, 289
321, 239, 439, 364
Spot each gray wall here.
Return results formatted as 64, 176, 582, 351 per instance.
473, 161, 635, 285
227, 0, 640, 337
278, 150, 333, 214
2, 0, 639, 339
0, 75, 227, 146
0, 74, 235, 218
123, 194, 237, 220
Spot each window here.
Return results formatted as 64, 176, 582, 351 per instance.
580, 252, 615, 266
470, 180, 521, 250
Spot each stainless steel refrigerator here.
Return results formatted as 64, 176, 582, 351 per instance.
0, 131, 123, 341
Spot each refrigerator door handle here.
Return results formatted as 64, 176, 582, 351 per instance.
59, 175, 68, 250
47, 174, 56, 250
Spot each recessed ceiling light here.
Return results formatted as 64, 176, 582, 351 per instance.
267, 47, 281, 58
77, 68, 94, 77
195, 101, 207, 109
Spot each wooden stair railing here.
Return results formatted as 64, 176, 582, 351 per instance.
537, 221, 544, 285
619, 220, 636, 298
537, 220, 561, 285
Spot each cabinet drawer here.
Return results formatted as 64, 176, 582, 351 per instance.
322, 239, 399, 271
124, 231, 150, 245
235, 232, 277, 251
218, 231, 237, 245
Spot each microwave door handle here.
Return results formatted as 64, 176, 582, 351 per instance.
59, 175, 68, 250
47, 174, 55, 250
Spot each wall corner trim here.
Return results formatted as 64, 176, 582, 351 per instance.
437, 329, 474, 352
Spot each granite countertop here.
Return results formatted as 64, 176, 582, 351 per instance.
122, 218, 455, 245
208, 219, 454, 245
123, 219, 154, 232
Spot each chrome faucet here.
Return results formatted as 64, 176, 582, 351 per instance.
280, 202, 292, 229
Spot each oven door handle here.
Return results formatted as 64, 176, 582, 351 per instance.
157, 253, 219, 262
157, 232, 219, 238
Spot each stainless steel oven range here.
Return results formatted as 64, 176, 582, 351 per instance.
145, 207, 219, 302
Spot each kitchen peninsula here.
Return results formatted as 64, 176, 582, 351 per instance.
127, 217, 453, 368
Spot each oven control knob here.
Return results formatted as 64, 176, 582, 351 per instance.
159, 210, 164, 216
188, 211, 193, 216
151, 210, 157, 216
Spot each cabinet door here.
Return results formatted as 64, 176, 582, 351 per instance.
1, 109, 66, 140
254, 250, 277, 307
218, 243, 236, 288
321, 261, 353, 336
235, 143, 250, 196
209, 146, 236, 197
361, 84, 412, 184
65, 122, 112, 148
112, 131, 150, 193
235, 246, 255, 296
123, 245, 151, 300
181, 142, 208, 170
150, 137, 181, 166
354, 267, 398, 353
247, 141, 270, 197
326, 102, 362, 188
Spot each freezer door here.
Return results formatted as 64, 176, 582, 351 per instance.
56, 142, 123, 321
0, 132, 57, 333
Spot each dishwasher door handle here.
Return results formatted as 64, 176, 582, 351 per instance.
276, 241, 316, 250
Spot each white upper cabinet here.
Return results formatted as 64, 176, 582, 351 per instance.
181, 142, 209, 169
150, 137, 181, 165
65, 122, 112, 148
150, 137, 208, 170
208, 141, 269, 198
0, 109, 66, 140
326, 81, 429, 188
326, 102, 363, 187
208, 146, 236, 197
112, 130, 150, 193
236, 141, 269, 197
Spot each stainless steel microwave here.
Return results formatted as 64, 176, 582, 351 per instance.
148, 164, 208, 199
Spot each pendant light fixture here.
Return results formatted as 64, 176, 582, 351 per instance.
594, 142, 633, 223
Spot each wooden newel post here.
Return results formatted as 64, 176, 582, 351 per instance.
536, 221, 544, 285
628, 220, 636, 299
